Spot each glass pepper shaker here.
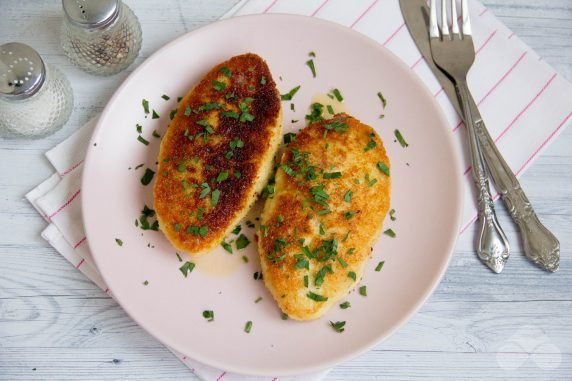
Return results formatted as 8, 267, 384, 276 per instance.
0, 43, 74, 138
61, 0, 142, 76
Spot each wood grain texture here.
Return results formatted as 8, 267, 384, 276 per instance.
1, 0, 571, 380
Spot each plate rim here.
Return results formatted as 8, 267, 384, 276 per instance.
82, 12, 464, 376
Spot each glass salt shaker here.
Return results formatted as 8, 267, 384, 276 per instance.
0, 43, 74, 138
61, 0, 142, 76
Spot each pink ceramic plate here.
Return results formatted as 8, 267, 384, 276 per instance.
82, 14, 463, 377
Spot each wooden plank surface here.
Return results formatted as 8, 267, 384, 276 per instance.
1, 0, 571, 379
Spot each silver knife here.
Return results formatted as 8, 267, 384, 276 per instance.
399, 0, 560, 272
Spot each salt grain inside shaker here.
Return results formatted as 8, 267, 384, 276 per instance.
61, 0, 142, 76
0, 43, 74, 138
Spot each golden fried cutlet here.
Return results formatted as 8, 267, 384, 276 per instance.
154, 53, 282, 255
258, 113, 391, 320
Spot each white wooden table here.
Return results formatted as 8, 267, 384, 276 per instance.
1, 1, 571, 379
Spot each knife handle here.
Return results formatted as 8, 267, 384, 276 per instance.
470, 101, 560, 272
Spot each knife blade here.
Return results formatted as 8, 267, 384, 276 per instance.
400, 0, 560, 272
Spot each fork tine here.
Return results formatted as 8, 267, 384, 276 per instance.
440, 0, 450, 37
451, 0, 460, 36
429, 0, 440, 38
461, 0, 472, 36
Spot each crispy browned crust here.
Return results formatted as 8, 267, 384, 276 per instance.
154, 53, 282, 254
258, 114, 391, 320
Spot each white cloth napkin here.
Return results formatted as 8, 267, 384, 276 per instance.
26, 0, 572, 380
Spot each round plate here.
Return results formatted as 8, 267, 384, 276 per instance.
82, 14, 463, 377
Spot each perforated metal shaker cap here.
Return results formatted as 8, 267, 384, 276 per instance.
0, 43, 46, 100
62, 0, 120, 29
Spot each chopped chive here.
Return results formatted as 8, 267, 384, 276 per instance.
220, 66, 232, 77
364, 140, 377, 152
176, 253, 183, 262
344, 190, 353, 203
199, 226, 208, 237
140, 168, 155, 185
306, 59, 316, 78
202, 310, 214, 322
152, 130, 161, 138
221, 111, 239, 119
212, 80, 226, 91
199, 183, 211, 199
394, 129, 409, 147
260, 76, 267, 85
115, 238, 123, 246
348, 271, 357, 281
332, 88, 344, 102
338, 257, 348, 267
280, 163, 296, 177
244, 321, 253, 333
260, 225, 269, 238
340, 301, 351, 309
283, 132, 296, 144
323, 171, 341, 179
142, 99, 149, 114
281, 85, 301, 101
170, 109, 177, 120
179, 261, 195, 277
307, 291, 328, 302
136, 123, 142, 133
255, 297, 263, 303
376, 161, 390, 176
236, 234, 250, 250
330, 320, 346, 333
184, 106, 192, 116
152, 110, 160, 119
384, 228, 396, 238
242, 255, 248, 263
211, 189, 221, 207
377, 91, 387, 109
327, 104, 334, 115
174, 223, 181, 232
359, 285, 367, 296
303, 275, 309, 288
216, 170, 229, 183
221, 240, 233, 253
375, 261, 385, 272
161, 94, 170, 101
389, 209, 396, 221
137, 135, 149, 146
232, 225, 242, 235
319, 223, 325, 235
344, 211, 355, 220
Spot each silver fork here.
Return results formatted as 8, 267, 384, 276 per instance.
429, 0, 510, 273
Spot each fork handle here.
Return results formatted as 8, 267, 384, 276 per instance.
457, 79, 510, 273
469, 102, 560, 272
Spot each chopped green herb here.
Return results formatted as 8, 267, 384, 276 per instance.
344, 211, 355, 220
324, 120, 348, 133
327, 104, 334, 115
323, 171, 341, 179
364, 140, 377, 152
152, 110, 160, 119
281, 85, 301, 101
198, 102, 222, 111
319, 223, 325, 235
152, 130, 160, 138
143, 280, 149, 286
240, 111, 255, 123
307, 291, 328, 302
184, 106, 192, 116
179, 261, 195, 277
394, 129, 409, 147
347, 248, 355, 255
197, 208, 205, 220
140, 168, 155, 185
199, 226, 208, 237
137, 135, 149, 146
384, 228, 396, 238
115, 238, 123, 246
377, 91, 387, 109
236, 234, 250, 250
281, 312, 289, 320
304, 275, 309, 288
332, 88, 344, 102
234, 171, 241, 179
376, 161, 390, 176
232, 225, 242, 235
306, 102, 324, 123
136, 123, 142, 133
161, 94, 170, 101
389, 209, 396, 221
176, 253, 183, 262
211, 189, 221, 207
283, 132, 296, 144
254, 271, 263, 280
221, 240, 233, 253
142, 99, 149, 114
199, 183, 211, 199
255, 297, 262, 303
309, 51, 316, 57
344, 190, 353, 203
348, 271, 357, 281
216, 170, 229, 183
290, 103, 296, 112
359, 285, 367, 296
294, 254, 309, 270
202, 310, 214, 322
260, 225, 269, 238
177, 96, 183, 102
280, 163, 296, 177
338, 257, 348, 267
221, 111, 239, 119
213, 80, 226, 91
315, 265, 333, 286
340, 301, 351, 309
186, 225, 208, 237
260, 76, 267, 85
174, 223, 181, 232
306, 59, 316, 78
242, 255, 248, 263
330, 320, 346, 333
220, 66, 232, 77
375, 261, 385, 272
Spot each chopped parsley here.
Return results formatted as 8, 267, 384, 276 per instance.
202, 310, 214, 322
242, 255, 248, 263
260, 225, 269, 238
306, 59, 316, 78
236, 234, 250, 250
186, 225, 208, 237
376, 161, 390, 176
151, 110, 160, 119
359, 285, 367, 296
136, 123, 142, 133
220, 241, 232, 254
211, 189, 221, 207
179, 261, 195, 277
344, 190, 353, 203
384, 228, 396, 238
138, 205, 159, 231
330, 321, 346, 333
232, 225, 242, 235
152, 130, 160, 138
142, 99, 149, 114
244, 321, 253, 333
281, 312, 289, 320
199, 183, 211, 199
304, 275, 309, 288
140, 168, 155, 185
221, 111, 239, 119
281, 85, 301, 101
260, 76, 267, 85
307, 291, 328, 302
306, 102, 324, 123
375, 261, 385, 271
294, 254, 309, 270
115, 238, 123, 246
220, 66, 232, 77
184, 106, 192, 116
340, 301, 351, 309
324, 119, 348, 133
161, 94, 170, 101
395, 129, 409, 147
216, 170, 229, 183
280, 163, 296, 177
377, 91, 387, 108
314, 265, 333, 286
212, 80, 226, 91
364, 140, 377, 152
283, 132, 296, 144
323, 171, 341, 179
327, 104, 335, 115
137, 135, 149, 146
348, 271, 357, 281
338, 257, 348, 268
344, 211, 355, 220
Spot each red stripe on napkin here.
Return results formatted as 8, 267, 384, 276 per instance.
350, 0, 379, 29
48, 189, 81, 220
